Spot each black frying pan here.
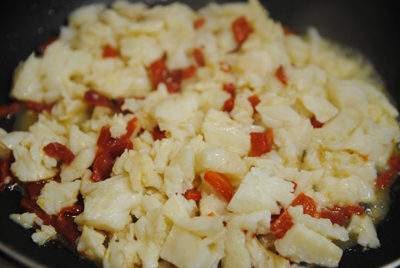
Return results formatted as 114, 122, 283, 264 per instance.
1, 0, 400, 267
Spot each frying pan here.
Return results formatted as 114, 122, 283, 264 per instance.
1, 0, 400, 267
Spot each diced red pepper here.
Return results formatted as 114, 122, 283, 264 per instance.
37, 37, 58, 55
83, 89, 124, 110
320, 207, 345, 226
342, 205, 364, 218
149, 59, 169, 91
208, 212, 215, 217
185, 189, 202, 201
43, 142, 75, 165
153, 125, 167, 141
0, 102, 23, 119
310, 115, 324, 128
91, 119, 137, 182
223, 83, 236, 96
204, 171, 235, 203
388, 155, 400, 173
26, 101, 55, 114
194, 18, 206, 29
0, 158, 16, 192
248, 95, 260, 113
20, 198, 57, 227
282, 25, 295, 35
56, 204, 84, 244
275, 65, 288, 85
91, 150, 115, 182
25, 181, 47, 201
182, 65, 196, 80
374, 170, 394, 190
223, 97, 235, 113
194, 49, 205, 67
270, 210, 294, 239
291, 193, 320, 218
102, 45, 118, 58
232, 16, 253, 46
250, 130, 273, 157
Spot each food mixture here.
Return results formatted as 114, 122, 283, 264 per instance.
1, 0, 400, 267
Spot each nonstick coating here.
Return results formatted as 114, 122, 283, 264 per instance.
1, 0, 400, 267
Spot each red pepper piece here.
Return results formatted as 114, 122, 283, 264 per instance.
343, 205, 364, 218
185, 189, 202, 201
153, 125, 167, 141
0, 158, 16, 192
119, 118, 137, 141
310, 115, 324, 128
275, 65, 288, 85
102, 45, 118, 58
291, 193, 320, 218
374, 170, 394, 190
194, 18, 206, 29
194, 48, 205, 67
26, 101, 55, 114
250, 130, 273, 157
181, 65, 196, 80
43, 142, 75, 165
248, 95, 260, 113
388, 155, 400, 172
223, 96, 235, 113
149, 59, 169, 91
56, 205, 84, 244
0, 102, 23, 119
270, 210, 294, 238
91, 150, 114, 182
20, 198, 57, 227
204, 171, 235, 203
320, 207, 345, 226
83, 89, 124, 110
232, 16, 253, 46
37, 37, 58, 55
25, 181, 47, 201
223, 83, 236, 96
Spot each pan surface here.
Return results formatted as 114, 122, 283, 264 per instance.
1, 0, 400, 267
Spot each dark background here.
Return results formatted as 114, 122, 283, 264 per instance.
1, 0, 400, 267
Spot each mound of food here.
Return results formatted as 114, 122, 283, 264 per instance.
1, 0, 400, 267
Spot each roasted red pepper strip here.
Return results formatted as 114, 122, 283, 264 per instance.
310, 115, 324, 128
250, 130, 273, 157
271, 210, 294, 238
248, 95, 260, 113
56, 205, 84, 244
223, 83, 236, 96
320, 207, 345, 226
232, 16, 253, 46
25, 181, 47, 201
194, 48, 205, 67
181, 65, 196, 80
223, 97, 235, 113
91, 151, 115, 182
204, 171, 235, 203
43, 142, 75, 165
388, 155, 400, 172
102, 45, 118, 58
194, 18, 206, 29
0, 102, 23, 119
291, 193, 320, 218
275, 65, 288, 85
185, 189, 202, 201
83, 89, 124, 110
0, 159, 14, 192
20, 198, 57, 227
26, 101, 55, 114
153, 125, 167, 141
374, 170, 394, 190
